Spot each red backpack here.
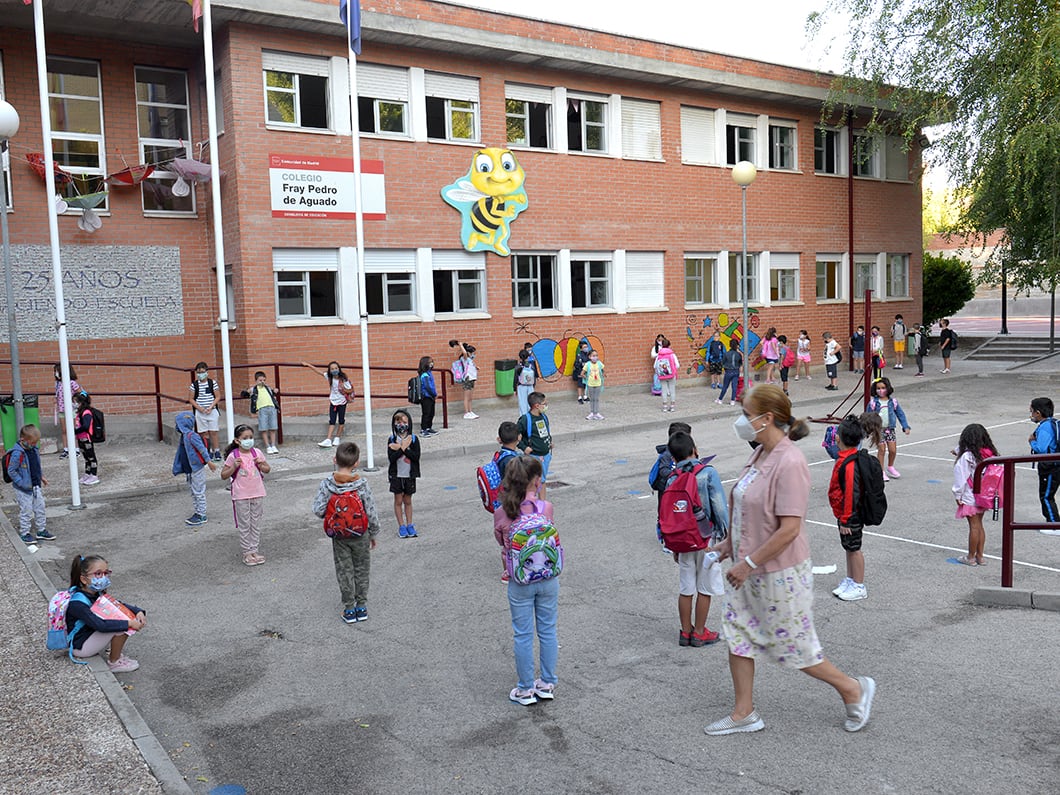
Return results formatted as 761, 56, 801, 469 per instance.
323, 489, 369, 538
658, 463, 714, 553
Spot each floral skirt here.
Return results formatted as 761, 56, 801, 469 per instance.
721, 559, 824, 670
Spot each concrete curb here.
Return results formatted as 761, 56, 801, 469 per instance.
973, 586, 1060, 611
1, 515, 193, 795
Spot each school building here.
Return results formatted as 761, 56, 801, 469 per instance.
0, 0, 922, 418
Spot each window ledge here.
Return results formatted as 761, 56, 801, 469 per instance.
816, 298, 847, 305
367, 314, 423, 324
276, 317, 346, 327
572, 307, 617, 316
508, 144, 555, 153
814, 171, 848, 178
425, 138, 483, 148
359, 131, 413, 142
567, 149, 613, 158
144, 211, 199, 219
626, 305, 669, 313
621, 156, 665, 163
433, 311, 491, 321
770, 300, 805, 307
684, 303, 724, 311
513, 308, 563, 319
264, 124, 337, 136
765, 168, 803, 175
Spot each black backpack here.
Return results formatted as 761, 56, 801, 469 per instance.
948, 330, 959, 351
89, 407, 106, 443
407, 375, 422, 405
839, 450, 887, 526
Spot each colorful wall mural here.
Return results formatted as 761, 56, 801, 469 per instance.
685, 310, 763, 375
441, 147, 528, 255
515, 322, 604, 380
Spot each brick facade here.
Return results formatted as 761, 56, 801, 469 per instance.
0, 0, 922, 419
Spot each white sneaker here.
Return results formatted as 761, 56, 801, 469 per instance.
882, 472, 890, 482
464, 411, 479, 420
318, 439, 333, 448
832, 577, 853, 597
267, 446, 278, 454
837, 582, 868, 601
1040, 529, 1060, 536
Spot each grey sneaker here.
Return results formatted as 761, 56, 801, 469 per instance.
844, 676, 876, 732
704, 710, 765, 736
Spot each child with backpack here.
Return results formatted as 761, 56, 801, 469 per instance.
866, 377, 911, 482
518, 392, 553, 498
188, 361, 223, 461
649, 421, 693, 507
487, 421, 524, 581
172, 411, 217, 527
823, 332, 841, 391
761, 327, 780, 384
828, 416, 886, 602
660, 430, 728, 647
795, 329, 812, 381
387, 409, 421, 539
912, 323, 928, 376
245, 370, 280, 454
516, 349, 536, 415
313, 441, 381, 623
581, 348, 606, 420
952, 424, 1001, 566
301, 360, 354, 447
716, 339, 743, 406
220, 424, 271, 566
850, 326, 866, 375
6, 424, 55, 543
707, 329, 725, 390
777, 335, 794, 395
495, 456, 561, 705
73, 391, 100, 485
53, 362, 81, 458
1028, 397, 1060, 533
450, 340, 479, 420
572, 340, 592, 404
417, 356, 439, 437
62, 554, 146, 672
653, 337, 679, 413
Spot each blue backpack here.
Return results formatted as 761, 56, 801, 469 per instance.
822, 425, 840, 460
477, 449, 519, 513
47, 588, 92, 664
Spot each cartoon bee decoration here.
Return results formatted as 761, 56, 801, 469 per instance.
441, 147, 528, 256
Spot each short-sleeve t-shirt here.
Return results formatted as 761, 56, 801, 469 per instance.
584, 361, 604, 387
190, 378, 219, 412
254, 384, 275, 410
225, 449, 267, 500
328, 376, 352, 406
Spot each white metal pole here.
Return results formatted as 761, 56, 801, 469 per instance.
201, 0, 235, 441
347, 46, 375, 469
1, 138, 24, 429
32, 0, 81, 507
741, 185, 750, 392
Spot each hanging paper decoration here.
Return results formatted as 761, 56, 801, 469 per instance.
26, 152, 73, 184
54, 195, 69, 214
168, 157, 223, 198
106, 163, 155, 187
65, 191, 108, 233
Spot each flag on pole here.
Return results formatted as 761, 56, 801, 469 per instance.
186, 0, 203, 33
339, 0, 362, 55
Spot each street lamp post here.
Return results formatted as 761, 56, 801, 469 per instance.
0, 100, 23, 429
732, 160, 757, 398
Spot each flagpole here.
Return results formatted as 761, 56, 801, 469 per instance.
32, 0, 82, 508
201, 0, 235, 443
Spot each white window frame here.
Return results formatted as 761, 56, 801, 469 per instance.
512, 253, 558, 312
273, 248, 341, 322
570, 253, 613, 310
431, 250, 487, 314
567, 93, 609, 154
725, 113, 757, 166
47, 56, 107, 211
684, 253, 719, 306
852, 131, 880, 178
424, 72, 479, 143
815, 254, 845, 301
621, 97, 662, 161
886, 253, 910, 298
364, 249, 417, 317
768, 120, 797, 171
728, 251, 760, 304
505, 83, 552, 149
814, 126, 846, 175
262, 51, 332, 132
136, 66, 194, 216
769, 253, 800, 303
358, 63, 410, 138
853, 255, 878, 300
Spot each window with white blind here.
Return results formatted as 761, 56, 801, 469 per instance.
768, 121, 797, 171
571, 254, 612, 308
364, 249, 417, 316
769, 253, 800, 302
506, 84, 552, 149
273, 248, 339, 319
432, 250, 486, 313
47, 57, 107, 209
262, 51, 330, 131
853, 256, 877, 298
685, 253, 719, 305
726, 114, 757, 165
625, 252, 665, 309
358, 63, 409, 136
728, 252, 759, 303
512, 254, 557, 311
425, 72, 479, 142
681, 106, 717, 165
621, 98, 661, 160
567, 94, 608, 153
884, 136, 909, 181
886, 254, 909, 297
816, 255, 843, 300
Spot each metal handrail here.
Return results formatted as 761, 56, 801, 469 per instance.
0, 359, 452, 442
972, 453, 1060, 587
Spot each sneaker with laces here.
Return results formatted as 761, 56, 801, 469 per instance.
353, 606, 368, 622
35, 529, 57, 541
318, 438, 333, 448
595, 414, 605, 420
715, 399, 722, 405
107, 655, 140, 673
464, 411, 479, 420
679, 630, 692, 647
729, 400, 735, 406
914, 372, 925, 377
532, 679, 555, 700
20, 532, 36, 545
690, 628, 720, 647
185, 514, 207, 526
837, 582, 868, 601
887, 466, 901, 478
398, 525, 409, 538
832, 577, 853, 597
59, 448, 69, 459
509, 687, 538, 706
82, 474, 100, 485
342, 609, 359, 624
405, 524, 418, 538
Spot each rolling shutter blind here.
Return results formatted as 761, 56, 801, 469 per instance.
621, 98, 662, 160
272, 248, 339, 270
626, 251, 665, 308
770, 253, 800, 269
505, 83, 552, 104
432, 250, 486, 270
885, 137, 908, 181
358, 63, 410, 101
262, 51, 330, 77
681, 106, 716, 164
363, 249, 416, 272
424, 72, 479, 102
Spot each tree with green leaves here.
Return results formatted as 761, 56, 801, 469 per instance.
811, 1, 1060, 300
922, 251, 975, 327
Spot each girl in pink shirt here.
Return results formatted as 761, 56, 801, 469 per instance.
221, 425, 271, 566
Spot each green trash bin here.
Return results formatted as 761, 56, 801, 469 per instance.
494, 359, 517, 397
1, 395, 40, 450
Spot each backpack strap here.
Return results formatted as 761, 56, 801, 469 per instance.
65, 591, 93, 665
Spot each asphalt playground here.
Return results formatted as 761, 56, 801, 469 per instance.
4, 356, 1060, 795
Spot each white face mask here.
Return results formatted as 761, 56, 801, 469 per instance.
239, 438, 255, 450
733, 413, 767, 442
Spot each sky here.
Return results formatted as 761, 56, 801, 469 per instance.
444, 0, 849, 73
